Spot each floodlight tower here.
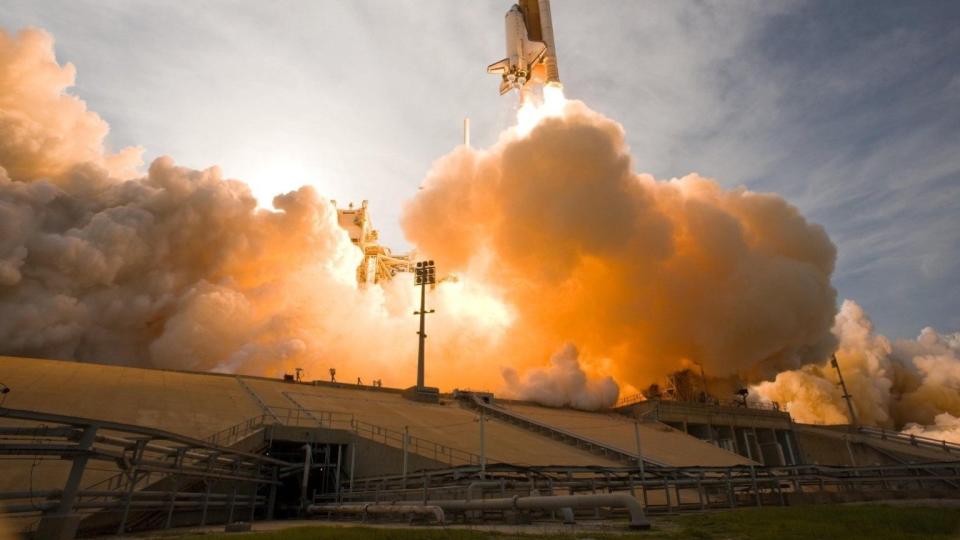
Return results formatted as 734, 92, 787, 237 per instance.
413, 260, 436, 391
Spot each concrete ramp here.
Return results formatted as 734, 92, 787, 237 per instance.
242, 378, 624, 468
492, 401, 755, 467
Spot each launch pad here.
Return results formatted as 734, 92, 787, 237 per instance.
1, 356, 958, 539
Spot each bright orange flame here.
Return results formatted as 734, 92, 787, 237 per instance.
515, 84, 567, 136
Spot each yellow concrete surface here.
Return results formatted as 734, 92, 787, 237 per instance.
502, 403, 754, 467
0, 356, 262, 438
0, 356, 267, 493
0, 356, 751, 475
243, 378, 624, 467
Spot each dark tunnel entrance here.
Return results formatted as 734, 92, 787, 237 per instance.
267, 440, 346, 518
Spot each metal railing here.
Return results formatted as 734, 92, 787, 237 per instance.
615, 395, 784, 414
188, 402, 486, 470
460, 393, 670, 468
0, 406, 292, 536
857, 426, 960, 453
341, 461, 960, 515
265, 399, 484, 468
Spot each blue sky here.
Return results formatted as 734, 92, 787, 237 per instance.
2, 0, 957, 339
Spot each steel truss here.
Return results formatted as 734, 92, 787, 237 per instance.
0, 407, 295, 536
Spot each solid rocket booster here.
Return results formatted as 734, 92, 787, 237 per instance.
487, 0, 562, 96
526, 0, 560, 85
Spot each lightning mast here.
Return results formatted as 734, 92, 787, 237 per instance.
831, 354, 859, 428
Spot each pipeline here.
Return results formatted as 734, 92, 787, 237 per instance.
435, 493, 649, 529
466, 480, 503, 501
308, 502, 445, 524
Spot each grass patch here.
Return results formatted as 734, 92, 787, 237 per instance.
176, 528, 539, 540
647, 504, 960, 540
173, 504, 960, 540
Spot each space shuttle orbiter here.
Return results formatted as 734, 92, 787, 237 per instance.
487, 0, 561, 97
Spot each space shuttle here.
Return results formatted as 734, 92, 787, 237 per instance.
487, 0, 561, 97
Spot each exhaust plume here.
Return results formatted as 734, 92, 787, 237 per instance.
753, 300, 960, 442
3, 26, 955, 434
1, 27, 838, 396
403, 98, 838, 389
501, 344, 619, 410
0, 28, 509, 386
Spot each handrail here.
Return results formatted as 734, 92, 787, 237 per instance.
857, 426, 960, 453
798, 423, 960, 454
205, 414, 271, 447
615, 395, 784, 413
0, 407, 286, 464
268, 398, 484, 468
462, 393, 670, 467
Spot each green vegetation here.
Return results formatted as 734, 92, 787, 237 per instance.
648, 504, 960, 540
173, 504, 960, 540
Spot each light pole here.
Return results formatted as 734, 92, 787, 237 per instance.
413, 260, 436, 391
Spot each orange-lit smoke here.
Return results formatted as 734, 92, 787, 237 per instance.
3, 27, 956, 431
0, 28, 509, 388
403, 93, 838, 395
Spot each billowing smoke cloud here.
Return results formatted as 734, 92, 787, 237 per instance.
403, 99, 838, 389
0, 28, 510, 387
0, 29, 141, 182
3, 26, 954, 431
502, 344, 619, 410
753, 300, 960, 442
902, 413, 960, 444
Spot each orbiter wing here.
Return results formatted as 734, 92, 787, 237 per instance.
487, 58, 510, 74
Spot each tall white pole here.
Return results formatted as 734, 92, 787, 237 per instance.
634, 419, 645, 474
479, 408, 486, 479
300, 443, 312, 510
634, 418, 647, 507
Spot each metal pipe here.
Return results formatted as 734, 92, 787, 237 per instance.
435, 493, 649, 529
308, 503, 445, 524
402, 426, 409, 482
466, 480, 501, 501
55, 425, 97, 516
301, 443, 313, 509
479, 408, 486, 478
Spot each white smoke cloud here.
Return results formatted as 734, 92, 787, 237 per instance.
501, 344, 619, 410
2, 26, 956, 425
753, 300, 960, 442
902, 413, 960, 444
0, 28, 511, 387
